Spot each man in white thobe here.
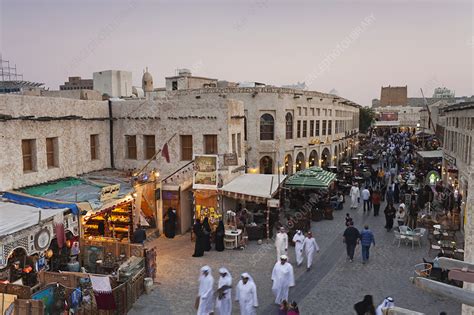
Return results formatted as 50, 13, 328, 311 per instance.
292, 230, 305, 267
303, 232, 320, 271
271, 255, 295, 304
376, 296, 395, 315
350, 183, 360, 209
274, 227, 288, 262
197, 265, 214, 315
235, 273, 258, 315
215, 267, 232, 315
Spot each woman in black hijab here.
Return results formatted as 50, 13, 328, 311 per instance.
354, 294, 375, 315
215, 220, 225, 252
164, 207, 177, 239
192, 219, 205, 257
202, 217, 212, 251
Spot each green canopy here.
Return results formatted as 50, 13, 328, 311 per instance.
284, 167, 336, 189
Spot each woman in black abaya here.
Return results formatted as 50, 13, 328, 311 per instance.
192, 219, 205, 257
202, 217, 212, 251
215, 220, 225, 252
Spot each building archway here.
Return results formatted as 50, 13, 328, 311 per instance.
309, 150, 319, 167
259, 156, 273, 174
283, 154, 293, 175
321, 148, 331, 169
296, 152, 305, 172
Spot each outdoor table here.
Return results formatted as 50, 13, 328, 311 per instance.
401, 230, 422, 249
225, 229, 242, 248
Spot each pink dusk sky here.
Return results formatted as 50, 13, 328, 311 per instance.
1, 0, 472, 105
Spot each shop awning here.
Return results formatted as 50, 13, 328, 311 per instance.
284, 167, 336, 189
417, 150, 443, 159
220, 174, 286, 203
0, 200, 68, 236
2, 191, 79, 215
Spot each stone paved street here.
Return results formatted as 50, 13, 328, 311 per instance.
129, 198, 461, 315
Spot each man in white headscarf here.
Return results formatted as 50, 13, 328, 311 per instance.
375, 296, 394, 315
350, 183, 360, 209
196, 265, 214, 315
215, 267, 232, 315
271, 255, 295, 304
303, 231, 320, 271
292, 230, 305, 267
275, 227, 288, 262
235, 272, 258, 315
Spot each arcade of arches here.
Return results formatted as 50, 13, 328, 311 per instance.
295, 152, 305, 172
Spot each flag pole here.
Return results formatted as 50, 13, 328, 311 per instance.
136, 133, 177, 176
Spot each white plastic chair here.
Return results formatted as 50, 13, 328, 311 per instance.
393, 230, 407, 247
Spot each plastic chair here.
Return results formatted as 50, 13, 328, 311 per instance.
393, 230, 406, 247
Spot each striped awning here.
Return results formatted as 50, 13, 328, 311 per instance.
284, 167, 336, 189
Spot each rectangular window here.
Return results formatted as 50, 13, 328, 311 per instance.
46, 137, 58, 168
180, 135, 193, 160
328, 120, 332, 135
310, 108, 315, 116
126, 135, 137, 159
304, 108, 308, 116
310, 120, 314, 137
232, 134, 236, 154
323, 109, 327, 116
316, 120, 320, 136
317, 108, 320, 116
328, 109, 332, 116
237, 133, 242, 158
322, 120, 327, 136
298, 107, 302, 116
90, 134, 99, 160
302, 121, 307, 137
22, 139, 36, 172
297, 120, 301, 138
144, 135, 156, 160
172, 81, 178, 90
204, 135, 218, 154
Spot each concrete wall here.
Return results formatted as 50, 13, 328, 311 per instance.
93, 70, 132, 97
0, 94, 110, 191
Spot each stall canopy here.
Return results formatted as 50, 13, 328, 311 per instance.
220, 174, 286, 204
417, 150, 443, 159
17, 173, 133, 211
2, 191, 79, 215
0, 200, 68, 236
284, 167, 336, 189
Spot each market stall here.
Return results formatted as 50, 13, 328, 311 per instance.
0, 198, 79, 286
220, 174, 286, 240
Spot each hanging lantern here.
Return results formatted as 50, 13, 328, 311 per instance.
45, 249, 54, 259
66, 240, 72, 248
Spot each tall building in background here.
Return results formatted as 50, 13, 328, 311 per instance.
93, 70, 133, 98
59, 76, 93, 90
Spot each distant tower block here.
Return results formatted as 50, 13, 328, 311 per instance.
142, 67, 154, 93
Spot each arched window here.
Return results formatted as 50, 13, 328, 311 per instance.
296, 152, 305, 172
285, 113, 293, 139
309, 150, 318, 167
259, 156, 273, 174
260, 114, 274, 140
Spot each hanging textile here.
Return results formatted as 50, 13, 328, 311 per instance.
53, 212, 66, 248
90, 275, 116, 310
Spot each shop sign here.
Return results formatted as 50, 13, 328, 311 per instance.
444, 152, 456, 166
309, 138, 321, 145
267, 199, 280, 208
224, 153, 238, 166
193, 155, 218, 190
99, 184, 121, 202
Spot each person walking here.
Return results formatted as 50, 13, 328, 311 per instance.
202, 217, 212, 251
350, 183, 360, 209
271, 255, 295, 304
359, 225, 375, 264
235, 273, 258, 315
275, 227, 289, 262
372, 189, 382, 216
361, 186, 371, 213
384, 202, 396, 232
386, 186, 394, 205
302, 232, 320, 271
343, 221, 360, 262
196, 266, 214, 315
215, 267, 232, 315
407, 200, 419, 229
354, 295, 376, 315
192, 219, 205, 257
292, 230, 305, 267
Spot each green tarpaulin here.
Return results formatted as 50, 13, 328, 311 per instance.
284, 167, 336, 189
20, 178, 87, 196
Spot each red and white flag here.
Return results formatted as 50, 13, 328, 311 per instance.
161, 143, 170, 163
53, 213, 66, 248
